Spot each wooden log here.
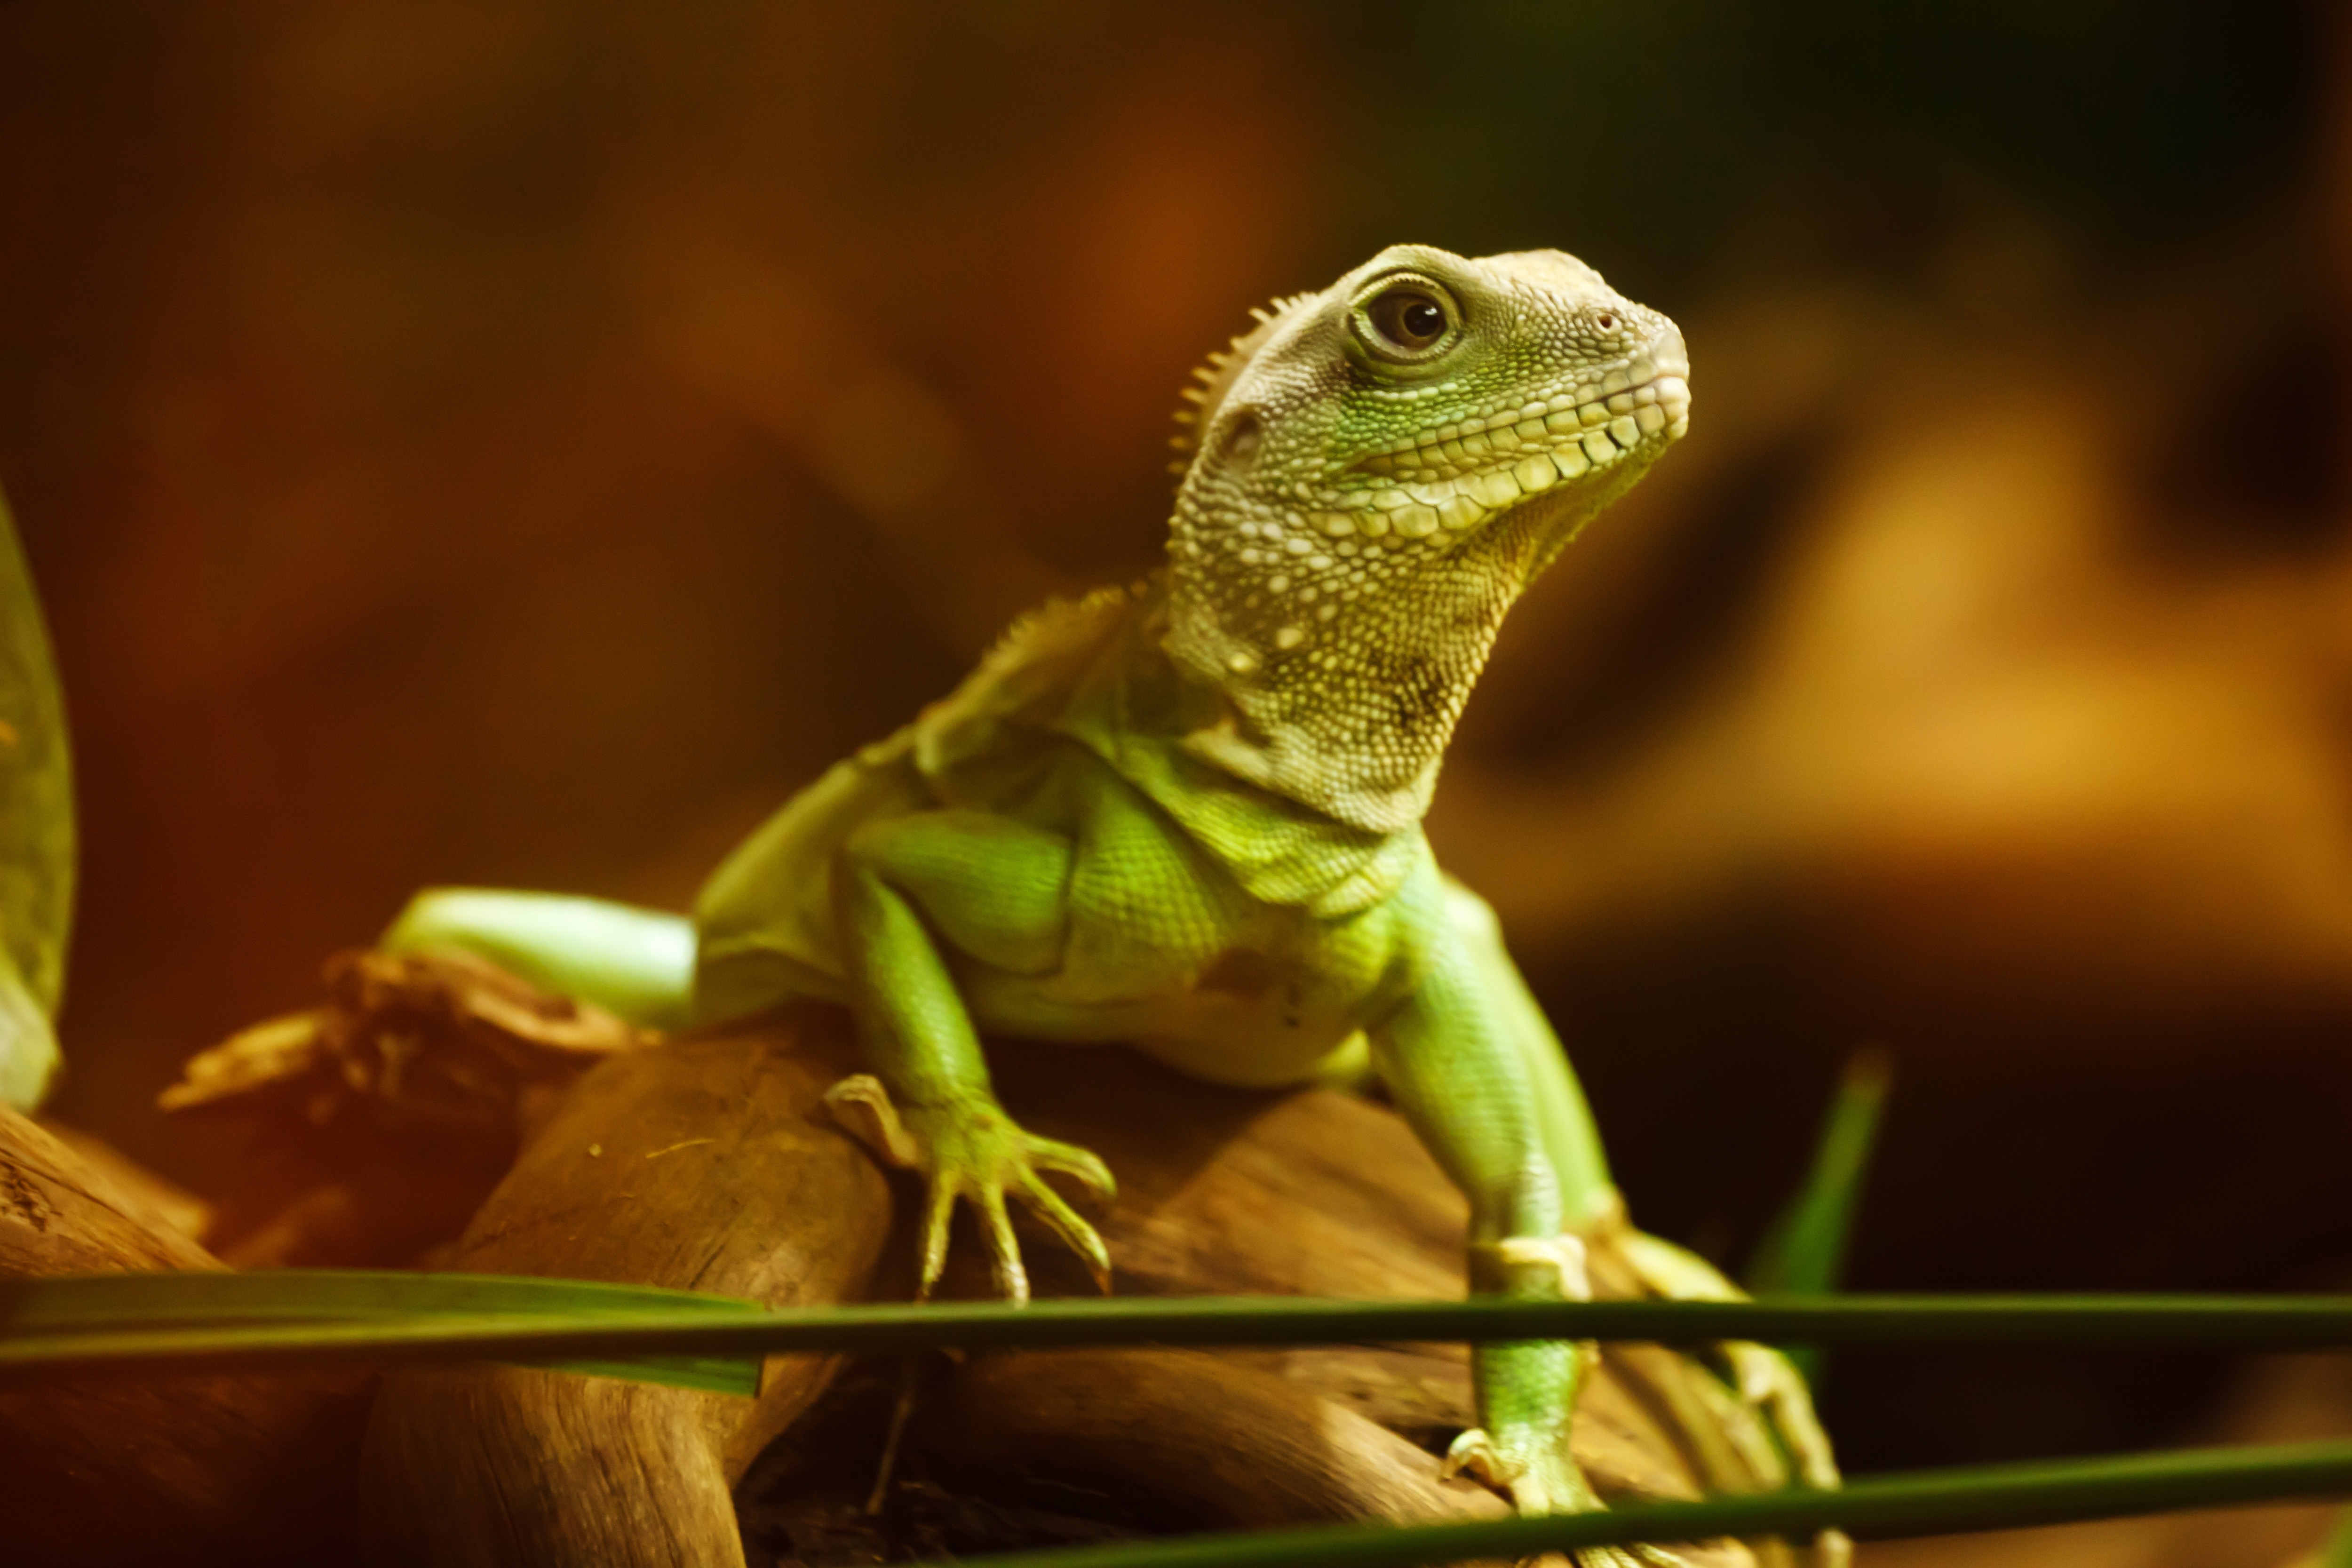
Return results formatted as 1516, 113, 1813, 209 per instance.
979, 1038, 1798, 1505
344, 998, 1826, 1566
922, 1347, 1509, 1545
166, 947, 656, 1270
0, 1104, 369, 1567
358, 1010, 894, 1568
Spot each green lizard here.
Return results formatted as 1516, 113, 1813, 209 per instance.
0, 484, 72, 1113
388, 245, 1839, 1555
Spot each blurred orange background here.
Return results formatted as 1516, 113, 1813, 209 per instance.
4, 0, 2350, 1502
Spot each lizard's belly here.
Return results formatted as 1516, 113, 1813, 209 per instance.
957, 955, 1377, 1089
950, 765, 1416, 1086
954, 869, 1408, 1089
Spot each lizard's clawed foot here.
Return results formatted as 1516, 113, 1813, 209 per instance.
825, 1074, 1116, 1303
1615, 1230, 1850, 1568
1615, 1230, 1842, 1493
1444, 1428, 1692, 1568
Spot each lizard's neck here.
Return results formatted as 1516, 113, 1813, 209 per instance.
1167, 573, 1500, 836
1063, 596, 1425, 916
1155, 493, 1600, 836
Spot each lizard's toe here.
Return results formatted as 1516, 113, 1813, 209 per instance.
1015, 1167, 1113, 1292
914, 1170, 962, 1299
1725, 1341, 1841, 1491
1448, 1426, 1693, 1568
976, 1182, 1031, 1304
1025, 1133, 1117, 1202
835, 1075, 1118, 1305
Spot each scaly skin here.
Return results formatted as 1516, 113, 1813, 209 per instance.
388, 246, 1842, 1560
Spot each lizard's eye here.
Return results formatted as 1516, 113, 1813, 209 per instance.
1372, 290, 1447, 348
1354, 278, 1460, 361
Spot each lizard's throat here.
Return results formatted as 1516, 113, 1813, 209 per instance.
1164, 509, 1564, 836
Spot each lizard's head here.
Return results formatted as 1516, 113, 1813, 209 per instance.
1161, 244, 1688, 832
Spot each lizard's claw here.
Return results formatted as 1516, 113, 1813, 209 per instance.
1615, 1230, 1850, 1568
1616, 1230, 1842, 1491
825, 1074, 1115, 1303
1444, 1429, 1691, 1568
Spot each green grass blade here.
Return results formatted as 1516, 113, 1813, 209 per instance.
16, 1282, 2352, 1386
1748, 1045, 1893, 1384
0, 1268, 767, 1328
946, 1437, 2352, 1568
1748, 1046, 1891, 1297
0, 1270, 769, 1395
0, 484, 73, 1111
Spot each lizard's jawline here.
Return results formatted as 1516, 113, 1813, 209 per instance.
1298, 423, 1684, 557
1350, 363, 1689, 476
1304, 396, 1687, 545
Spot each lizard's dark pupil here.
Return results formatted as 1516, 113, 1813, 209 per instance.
1370, 288, 1448, 350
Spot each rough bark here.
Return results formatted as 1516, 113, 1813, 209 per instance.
358, 1011, 893, 1568
113, 956, 1828, 1567
345, 1010, 1817, 1566
168, 947, 654, 1270
914, 1038, 1785, 1567
0, 1105, 369, 1567
921, 1346, 1511, 1548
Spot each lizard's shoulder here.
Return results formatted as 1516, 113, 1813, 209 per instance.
898, 578, 1429, 919
911, 582, 1144, 789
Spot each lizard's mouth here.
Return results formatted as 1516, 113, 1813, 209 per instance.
1312, 338, 1689, 544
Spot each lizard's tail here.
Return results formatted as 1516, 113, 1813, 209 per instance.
0, 485, 71, 1110
383, 887, 697, 1030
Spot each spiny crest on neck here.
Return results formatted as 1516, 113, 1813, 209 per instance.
1156, 244, 1690, 834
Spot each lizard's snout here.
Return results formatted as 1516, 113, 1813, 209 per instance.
1645, 321, 1689, 382
1639, 321, 1692, 446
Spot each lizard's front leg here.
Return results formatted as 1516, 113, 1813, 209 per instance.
1437, 877, 1846, 1566
1372, 935, 1675, 1568
828, 811, 1113, 1302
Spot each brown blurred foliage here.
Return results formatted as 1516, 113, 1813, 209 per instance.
4, 0, 2351, 1490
